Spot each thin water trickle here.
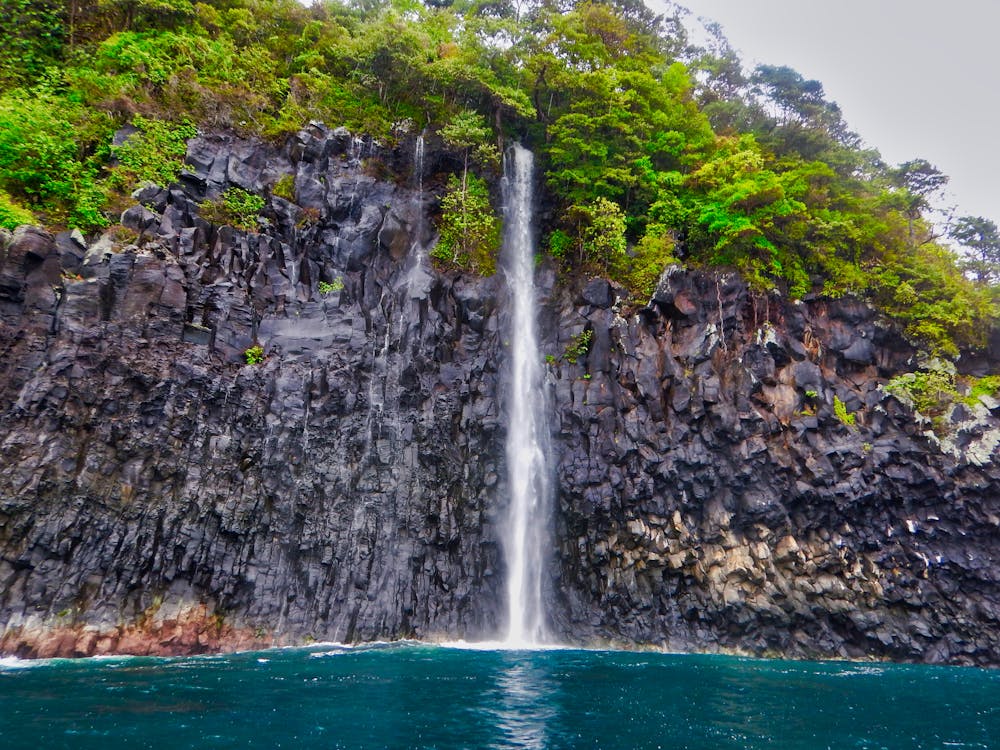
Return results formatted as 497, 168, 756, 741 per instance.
362, 296, 394, 467
403, 133, 430, 299
414, 133, 425, 192
502, 144, 551, 647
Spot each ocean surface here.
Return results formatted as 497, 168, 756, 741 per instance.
1, 642, 997, 749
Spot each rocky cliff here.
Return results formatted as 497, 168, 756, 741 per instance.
2, 124, 1000, 665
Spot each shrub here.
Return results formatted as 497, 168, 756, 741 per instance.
833, 395, 856, 426
244, 345, 264, 365
579, 197, 627, 271
0, 0, 64, 87
0, 190, 34, 230
109, 115, 197, 191
200, 187, 264, 231
547, 229, 572, 260
0, 91, 112, 231
619, 224, 677, 299
432, 173, 499, 275
962, 375, 1000, 407
564, 329, 593, 365
885, 367, 958, 417
318, 278, 344, 294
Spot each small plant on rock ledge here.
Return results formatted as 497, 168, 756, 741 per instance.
318, 277, 344, 295
296, 206, 321, 227
244, 345, 265, 365
199, 187, 265, 232
885, 366, 957, 417
834, 395, 856, 426
564, 329, 593, 365
272, 174, 295, 201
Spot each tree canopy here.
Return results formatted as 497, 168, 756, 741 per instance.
0, 0, 995, 356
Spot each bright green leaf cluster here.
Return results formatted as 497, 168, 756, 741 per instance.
244, 345, 264, 365
833, 395, 856, 427
0, 189, 35, 230
199, 187, 264, 232
432, 173, 500, 275
564, 329, 593, 365
318, 278, 344, 295
109, 116, 197, 190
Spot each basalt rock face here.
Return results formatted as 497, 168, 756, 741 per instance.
544, 271, 1000, 665
2, 126, 1000, 664
0, 125, 507, 657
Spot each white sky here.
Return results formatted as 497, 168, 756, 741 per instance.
666, 0, 1000, 228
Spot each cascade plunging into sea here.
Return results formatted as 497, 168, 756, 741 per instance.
501, 144, 551, 647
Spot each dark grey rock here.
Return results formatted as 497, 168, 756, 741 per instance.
843, 337, 874, 364
792, 361, 822, 389
2, 128, 1000, 668
121, 205, 161, 236
581, 278, 613, 308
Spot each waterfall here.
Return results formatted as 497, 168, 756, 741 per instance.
501, 144, 551, 647
366, 134, 428, 466
403, 134, 430, 298
414, 133, 425, 192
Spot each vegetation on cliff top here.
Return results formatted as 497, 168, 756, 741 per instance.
0, 0, 998, 356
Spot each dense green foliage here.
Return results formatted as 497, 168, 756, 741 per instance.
884, 365, 1000, 429
432, 173, 500, 275
109, 115, 197, 192
199, 187, 265, 231
0, 189, 35, 230
0, 0, 996, 355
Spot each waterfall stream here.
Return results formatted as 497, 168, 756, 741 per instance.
501, 144, 551, 647
403, 134, 430, 298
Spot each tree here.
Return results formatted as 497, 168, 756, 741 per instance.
439, 109, 499, 188
579, 196, 627, 270
891, 158, 949, 243
892, 158, 948, 206
0, 0, 65, 85
950, 215, 1000, 283
432, 172, 500, 273
749, 64, 861, 165
439, 109, 499, 265
95, 0, 196, 32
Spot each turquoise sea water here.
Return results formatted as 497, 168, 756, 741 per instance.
1, 643, 997, 749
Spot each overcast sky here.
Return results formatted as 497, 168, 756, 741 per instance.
667, 0, 1000, 229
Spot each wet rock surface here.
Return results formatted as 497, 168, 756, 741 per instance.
0, 127, 505, 656
545, 270, 1000, 665
2, 126, 1000, 664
